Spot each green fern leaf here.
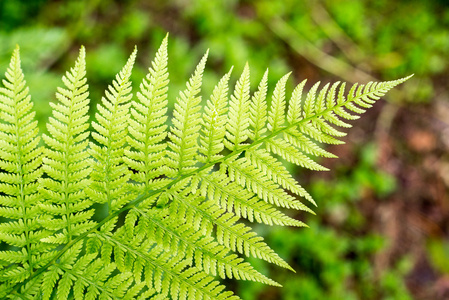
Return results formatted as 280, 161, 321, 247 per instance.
225, 63, 251, 150
125, 35, 170, 192
0, 37, 411, 299
39, 46, 95, 245
198, 68, 232, 163
167, 51, 208, 176
199, 169, 308, 225
87, 47, 137, 212
172, 190, 293, 271
268, 72, 291, 132
0, 46, 47, 287
249, 69, 268, 141
245, 148, 316, 207
286, 78, 306, 124
131, 203, 280, 286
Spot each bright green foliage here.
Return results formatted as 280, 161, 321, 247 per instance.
124, 37, 170, 193
225, 63, 251, 151
248, 69, 268, 141
167, 51, 209, 177
0, 37, 410, 299
39, 47, 95, 246
0, 46, 48, 290
87, 47, 137, 212
198, 68, 232, 163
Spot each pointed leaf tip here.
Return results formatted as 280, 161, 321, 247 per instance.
403, 74, 414, 81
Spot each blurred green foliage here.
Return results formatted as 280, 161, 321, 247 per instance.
1, 0, 447, 299
427, 239, 449, 275
240, 224, 412, 300
2, 0, 448, 103
311, 143, 397, 228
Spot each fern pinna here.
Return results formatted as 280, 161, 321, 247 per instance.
0, 38, 410, 299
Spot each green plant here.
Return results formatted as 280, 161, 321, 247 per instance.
0, 36, 409, 299
237, 223, 412, 300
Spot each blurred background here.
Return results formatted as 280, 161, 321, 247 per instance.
1, 0, 448, 299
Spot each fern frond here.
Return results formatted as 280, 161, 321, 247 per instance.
87, 48, 137, 212
167, 51, 208, 176
283, 127, 337, 158
96, 226, 240, 300
286, 79, 306, 124
0, 46, 48, 286
225, 63, 251, 150
303, 81, 320, 118
268, 72, 291, 132
41, 240, 147, 300
198, 68, 232, 163
39, 46, 95, 245
249, 69, 268, 141
199, 170, 308, 225
223, 156, 311, 209
0, 37, 411, 299
170, 189, 293, 271
125, 35, 170, 192
245, 148, 316, 207
131, 203, 280, 287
